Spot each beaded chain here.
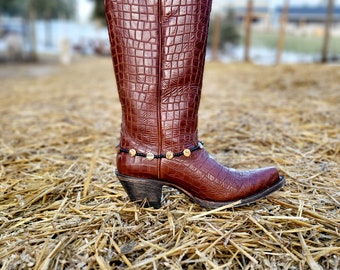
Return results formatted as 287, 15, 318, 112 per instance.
118, 141, 204, 161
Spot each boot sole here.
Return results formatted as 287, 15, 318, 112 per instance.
116, 170, 285, 209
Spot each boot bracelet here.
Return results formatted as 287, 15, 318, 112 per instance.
118, 141, 204, 161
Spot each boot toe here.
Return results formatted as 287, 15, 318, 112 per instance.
232, 166, 284, 206
252, 166, 280, 191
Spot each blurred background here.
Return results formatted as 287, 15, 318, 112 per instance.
0, 0, 339, 65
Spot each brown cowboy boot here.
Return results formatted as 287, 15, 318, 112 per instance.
105, 0, 285, 209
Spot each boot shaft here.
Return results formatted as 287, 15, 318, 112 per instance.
105, 0, 212, 154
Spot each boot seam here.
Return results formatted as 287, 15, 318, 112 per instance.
157, 0, 163, 179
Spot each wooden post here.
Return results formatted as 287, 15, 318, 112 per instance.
244, 0, 253, 62
276, 0, 289, 65
211, 13, 221, 61
321, 0, 334, 63
28, 2, 38, 62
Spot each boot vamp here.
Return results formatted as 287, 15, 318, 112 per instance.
160, 150, 279, 202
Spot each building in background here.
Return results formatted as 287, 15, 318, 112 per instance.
212, 0, 271, 30
275, 6, 340, 37
277, 6, 340, 24
212, 0, 340, 35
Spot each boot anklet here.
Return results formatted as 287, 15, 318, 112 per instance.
118, 141, 204, 161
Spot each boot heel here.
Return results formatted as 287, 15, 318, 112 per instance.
116, 171, 163, 209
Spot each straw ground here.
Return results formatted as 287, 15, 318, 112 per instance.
0, 57, 339, 269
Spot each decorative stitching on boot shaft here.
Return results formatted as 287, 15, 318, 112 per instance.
118, 141, 204, 161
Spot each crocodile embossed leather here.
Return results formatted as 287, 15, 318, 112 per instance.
105, 0, 285, 209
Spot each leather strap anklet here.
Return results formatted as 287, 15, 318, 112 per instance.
118, 141, 204, 161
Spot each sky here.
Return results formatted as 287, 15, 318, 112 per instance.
77, 0, 340, 22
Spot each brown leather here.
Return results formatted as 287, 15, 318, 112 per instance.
105, 0, 282, 203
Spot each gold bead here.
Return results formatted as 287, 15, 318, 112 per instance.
183, 149, 191, 157
129, 149, 137, 157
166, 151, 174, 160
146, 152, 154, 161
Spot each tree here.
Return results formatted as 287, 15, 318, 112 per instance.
220, 9, 240, 46
0, 0, 75, 61
0, 0, 35, 60
208, 8, 240, 58
29, 0, 76, 47
0, 0, 26, 16
90, 0, 106, 25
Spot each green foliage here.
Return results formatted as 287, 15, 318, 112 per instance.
209, 8, 240, 49
221, 9, 240, 45
0, 0, 27, 16
0, 0, 75, 19
30, 0, 75, 20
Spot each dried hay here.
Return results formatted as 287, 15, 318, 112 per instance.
0, 57, 339, 269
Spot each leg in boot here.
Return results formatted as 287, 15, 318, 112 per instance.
105, 0, 285, 209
